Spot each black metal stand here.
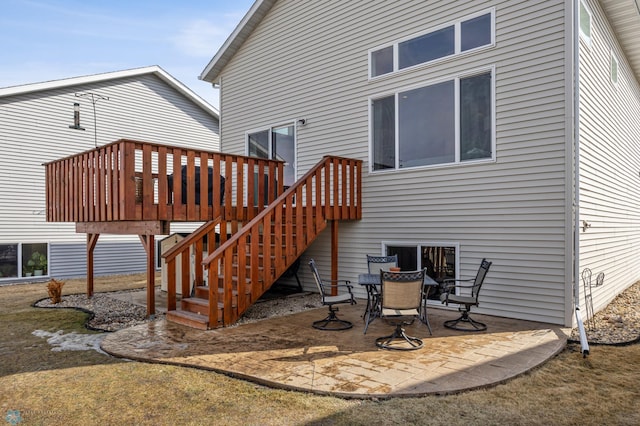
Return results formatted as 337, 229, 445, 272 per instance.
375, 322, 424, 351
312, 306, 353, 330
443, 311, 487, 331
363, 291, 380, 334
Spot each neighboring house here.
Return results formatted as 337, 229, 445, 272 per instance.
200, 0, 640, 327
0, 66, 219, 283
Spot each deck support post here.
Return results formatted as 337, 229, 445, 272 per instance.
138, 234, 156, 317
331, 220, 338, 296
86, 233, 100, 297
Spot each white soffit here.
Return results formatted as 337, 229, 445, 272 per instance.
599, 0, 640, 81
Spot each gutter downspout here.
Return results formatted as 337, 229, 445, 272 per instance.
572, 0, 589, 357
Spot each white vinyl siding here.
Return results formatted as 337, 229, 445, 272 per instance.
216, 0, 570, 325
0, 73, 219, 281
578, 1, 640, 317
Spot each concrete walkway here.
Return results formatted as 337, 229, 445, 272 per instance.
101, 303, 567, 399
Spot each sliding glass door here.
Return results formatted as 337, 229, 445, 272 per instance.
248, 124, 296, 187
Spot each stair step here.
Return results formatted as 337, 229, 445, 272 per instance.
182, 296, 240, 311
181, 297, 212, 315
166, 310, 209, 330
192, 286, 250, 302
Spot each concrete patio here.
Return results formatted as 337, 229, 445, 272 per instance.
101, 299, 568, 399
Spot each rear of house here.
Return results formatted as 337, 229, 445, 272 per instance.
0, 66, 219, 283
202, 0, 640, 326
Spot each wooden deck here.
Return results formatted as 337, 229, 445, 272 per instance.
44, 138, 285, 226
44, 139, 363, 327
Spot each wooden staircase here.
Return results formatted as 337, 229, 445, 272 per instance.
163, 156, 362, 329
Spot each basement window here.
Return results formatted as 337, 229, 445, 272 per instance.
383, 242, 458, 301
0, 242, 49, 280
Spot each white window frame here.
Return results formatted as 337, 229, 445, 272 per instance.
0, 242, 50, 280
245, 122, 298, 187
368, 8, 495, 80
246, 128, 270, 158
369, 66, 496, 173
579, 0, 592, 46
245, 123, 296, 159
382, 241, 460, 301
610, 50, 619, 85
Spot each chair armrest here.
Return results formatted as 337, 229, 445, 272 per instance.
322, 279, 352, 286
440, 278, 474, 305
319, 279, 356, 304
320, 279, 353, 292
323, 279, 351, 284
442, 278, 474, 291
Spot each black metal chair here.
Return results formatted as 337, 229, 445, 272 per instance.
363, 255, 398, 333
366, 254, 398, 275
440, 258, 492, 331
375, 269, 426, 350
308, 259, 356, 330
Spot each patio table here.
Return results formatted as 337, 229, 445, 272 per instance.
358, 272, 438, 334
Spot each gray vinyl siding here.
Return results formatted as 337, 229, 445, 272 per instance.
50, 242, 148, 279
578, 1, 640, 314
0, 73, 219, 282
217, 0, 571, 325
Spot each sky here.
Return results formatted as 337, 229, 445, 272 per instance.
0, 0, 257, 108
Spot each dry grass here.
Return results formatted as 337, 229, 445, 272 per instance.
1, 274, 639, 425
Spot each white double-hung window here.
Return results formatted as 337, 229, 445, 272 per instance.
371, 69, 494, 171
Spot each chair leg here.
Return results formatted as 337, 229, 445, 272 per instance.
363, 294, 380, 335
443, 310, 487, 332
313, 305, 353, 331
375, 323, 424, 351
420, 298, 433, 336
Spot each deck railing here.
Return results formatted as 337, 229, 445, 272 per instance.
44, 139, 284, 223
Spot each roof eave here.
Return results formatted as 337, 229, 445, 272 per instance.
199, 0, 277, 83
598, 0, 640, 82
0, 65, 219, 119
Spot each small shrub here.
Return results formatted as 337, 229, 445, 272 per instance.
47, 279, 65, 304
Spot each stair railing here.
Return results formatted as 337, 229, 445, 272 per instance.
162, 217, 225, 311
202, 155, 362, 327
